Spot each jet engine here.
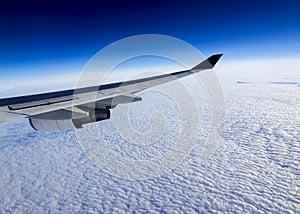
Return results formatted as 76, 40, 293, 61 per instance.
29, 109, 110, 131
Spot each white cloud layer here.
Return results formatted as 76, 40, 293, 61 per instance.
0, 58, 299, 212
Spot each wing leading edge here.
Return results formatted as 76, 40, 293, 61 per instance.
0, 54, 223, 128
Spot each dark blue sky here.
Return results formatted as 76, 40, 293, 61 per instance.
0, 0, 299, 73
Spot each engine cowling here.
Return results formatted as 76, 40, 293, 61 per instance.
29, 109, 111, 131
72, 109, 111, 129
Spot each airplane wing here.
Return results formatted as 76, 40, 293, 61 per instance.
0, 54, 222, 131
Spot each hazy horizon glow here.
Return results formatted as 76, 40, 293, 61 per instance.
0, 56, 299, 98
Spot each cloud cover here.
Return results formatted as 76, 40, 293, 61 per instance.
0, 62, 299, 212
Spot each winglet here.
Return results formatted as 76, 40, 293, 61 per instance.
192, 53, 223, 70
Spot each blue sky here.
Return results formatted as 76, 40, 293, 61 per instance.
0, 0, 299, 93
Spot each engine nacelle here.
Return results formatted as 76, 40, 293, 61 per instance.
29, 109, 110, 131
72, 109, 111, 129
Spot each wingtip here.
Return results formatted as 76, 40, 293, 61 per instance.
191, 53, 223, 70
207, 53, 223, 68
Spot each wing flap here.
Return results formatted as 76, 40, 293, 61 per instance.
97, 94, 142, 105
0, 109, 27, 123
8, 95, 76, 110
